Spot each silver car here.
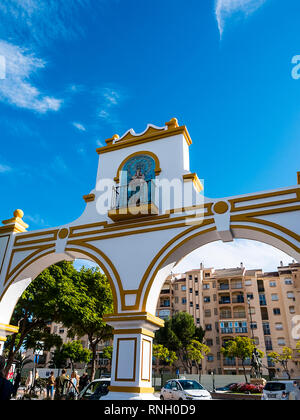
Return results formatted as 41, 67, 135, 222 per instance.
160, 379, 212, 400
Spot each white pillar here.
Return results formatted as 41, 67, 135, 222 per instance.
102, 313, 164, 400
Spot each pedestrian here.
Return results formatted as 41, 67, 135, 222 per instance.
79, 372, 90, 392
25, 371, 32, 393
289, 381, 300, 400
46, 371, 55, 400
281, 391, 289, 400
0, 356, 13, 401
55, 369, 68, 400
69, 371, 79, 398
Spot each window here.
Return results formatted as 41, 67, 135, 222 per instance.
195, 290, 199, 296
189, 275, 193, 280
59, 329, 65, 334
205, 324, 212, 331
250, 322, 257, 330
196, 318, 200, 324
245, 280, 252, 286
273, 308, 281, 315
205, 310, 211, 317
204, 296, 211, 303
196, 304, 200, 310
205, 273, 210, 278
271, 294, 279, 301
203, 284, 210, 289
206, 339, 213, 346
175, 284, 178, 291
207, 355, 214, 362
278, 338, 286, 346
214, 308, 218, 315
175, 297, 179, 304
275, 323, 283, 331
181, 285, 186, 291
182, 298, 187, 304
195, 276, 198, 283
285, 278, 293, 285
247, 293, 254, 300
269, 281, 277, 287
287, 292, 295, 299
190, 302, 193, 308
289, 306, 296, 314
189, 288, 193, 294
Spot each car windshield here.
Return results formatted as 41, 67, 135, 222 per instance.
264, 383, 286, 392
179, 380, 204, 390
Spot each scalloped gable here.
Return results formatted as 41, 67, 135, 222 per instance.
96, 118, 192, 155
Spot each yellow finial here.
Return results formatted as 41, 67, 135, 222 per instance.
165, 118, 179, 129
14, 209, 24, 219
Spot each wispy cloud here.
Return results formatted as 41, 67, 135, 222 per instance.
72, 122, 86, 132
215, 0, 268, 38
0, 163, 12, 173
0, 1, 98, 113
0, 0, 94, 47
97, 86, 127, 128
0, 41, 62, 113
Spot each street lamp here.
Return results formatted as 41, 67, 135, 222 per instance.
211, 371, 216, 392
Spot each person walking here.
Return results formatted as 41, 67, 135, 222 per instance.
69, 371, 80, 398
289, 381, 300, 400
55, 369, 68, 400
46, 372, 55, 400
0, 356, 13, 401
79, 372, 90, 392
12, 369, 21, 399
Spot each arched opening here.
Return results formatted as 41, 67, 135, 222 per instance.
1, 253, 116, 385
144, 228, 299, 379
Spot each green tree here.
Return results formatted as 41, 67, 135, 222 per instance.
187, 340, 210, 381
269, 347, 293, 380
4, 261, 77, 376
155, 312, 205, 373
60, 341, 91, 371
221, 337, 261, 383
153, 344, 177, 367
59, 267, 114, 380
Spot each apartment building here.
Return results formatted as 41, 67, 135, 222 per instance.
155, 262, 300, 378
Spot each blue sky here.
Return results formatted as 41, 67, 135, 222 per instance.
0, 0, 299, 270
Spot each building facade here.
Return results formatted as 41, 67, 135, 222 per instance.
155, 262, 300, 378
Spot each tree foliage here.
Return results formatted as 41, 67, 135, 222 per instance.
269, 347, 293, 379
155, 312, 209, 373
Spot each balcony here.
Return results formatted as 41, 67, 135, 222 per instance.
232, 296, 245, 304
218, 284, 230, 290
231, 283, 243, 289
233, 312, 246, 319
108, 180, 159, 221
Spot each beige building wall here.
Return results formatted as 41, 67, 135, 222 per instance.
155, 263, 300, 378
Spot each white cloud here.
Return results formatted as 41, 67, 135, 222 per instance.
175, 239, 293, 273
215, 0, 268, 37
0, 41, 62, 113
72, 122, 86, 132
0, 163, 12, 173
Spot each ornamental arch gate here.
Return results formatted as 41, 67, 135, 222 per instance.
0, 118, 300, 399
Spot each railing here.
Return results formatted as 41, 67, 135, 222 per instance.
231, 284, 243, 289
232, 297, 245, 304
218, 285, 230, 290
219, 300, 231, 305
111, 179, 158, 210
221, 328, 233, 334
220, 313, 232, 319
233, 313, 247, 319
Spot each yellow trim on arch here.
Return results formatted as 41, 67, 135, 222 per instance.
0, 323, 19, 334
108, 386, 155, 394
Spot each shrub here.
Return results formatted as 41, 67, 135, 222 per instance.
229, 383, 264, 394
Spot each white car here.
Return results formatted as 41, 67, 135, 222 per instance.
262, 381, 299, 400
160, 379, 212, 400
77, 378, 111, 400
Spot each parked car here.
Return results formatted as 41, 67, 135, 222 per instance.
216, 383, 237, 392
77, 378, 111, 400
160, 379, 212, 400
261, 381, 298, 400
